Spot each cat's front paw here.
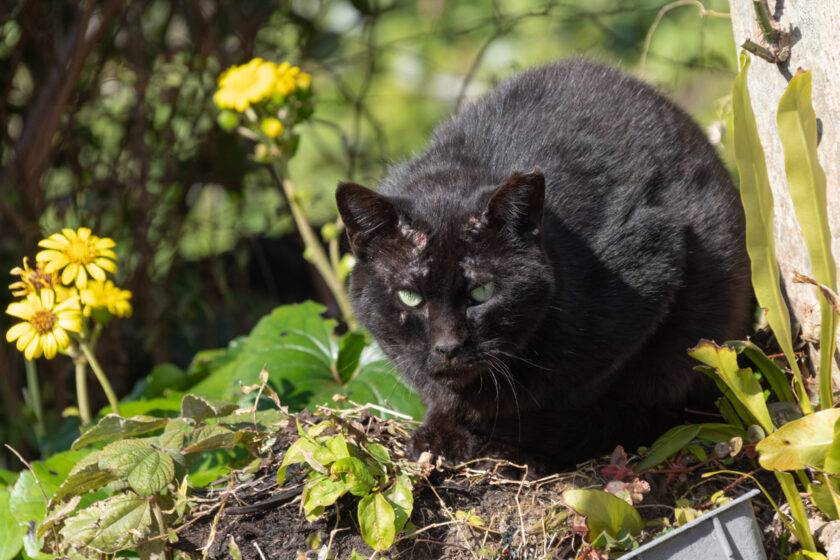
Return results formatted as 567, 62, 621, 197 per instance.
406, 422, 482, 464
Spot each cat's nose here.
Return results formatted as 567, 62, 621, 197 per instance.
434, 340, 461, 359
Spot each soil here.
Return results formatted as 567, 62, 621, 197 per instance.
173, 407, 790, 560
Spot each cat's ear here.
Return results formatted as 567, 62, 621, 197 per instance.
336, 182, 399, 259
483, 167, 545, 240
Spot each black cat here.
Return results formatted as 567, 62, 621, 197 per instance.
335, 60, 752, 470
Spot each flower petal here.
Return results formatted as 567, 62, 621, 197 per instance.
6, 322, 31, 342
38, 237, 68, 250
76, 266, 88, 288
36, 250, 70, 271
53, 327, 70, 349
95, 258, 117, 273
94, 237, 116, 250
6, 301, 34, 321
24, 335, 42, 360
62, 264, 78, 286
42, 333, 57, 359
62, 228, 78, 241
86, 263, 106, 281
40, 289, 55, 309
57, 316, 82, 333
77, 228, 91, 240
16, 329, 35, 352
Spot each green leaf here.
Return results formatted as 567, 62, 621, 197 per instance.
635, 424, 701, 472
185, 337, 247, 398
562, 488, 643, 541
49, 451, 116, 505
331, 457, 376, 497
60, 493, 152, 553
365, 442, 392, 465
731, 53, 811, 413
0, 488, 26, 560
99, 439, 175, 496
302, 474, 349, 518
142, 363, 208, 399
735, 341, 797, 403
159, 418, 195, 450
696, 423, 746, 443
756, 408, 840, 471
777, 70, 837, 411
215, 409, 288, 431
225, 302, 423, 418
10, 449, 89, 524
72, 414, 169, 449
689, 341, 774, 433
358, 491, 396, 552
182, 425, 258, 454
180, 394, 239, 421
384, 474, 413, 533
825, 417, 840, 474
336, 331, 367, 383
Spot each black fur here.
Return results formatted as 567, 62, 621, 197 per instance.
335, 60, 752, 470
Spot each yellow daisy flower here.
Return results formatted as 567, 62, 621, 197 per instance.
275, 62, 300, 97
6, 290, 82, 360
36, 228, 117, 289
80, 280, 133, 318
9, 257, 60, 297
214, 58, 277, 112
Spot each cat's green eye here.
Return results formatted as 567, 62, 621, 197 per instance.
469, 282, 495, 304
397, 289, 423, 308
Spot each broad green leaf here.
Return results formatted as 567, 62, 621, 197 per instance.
328, 434, 351, 461
732, 341, 797, 403
635, 424, 701, 472
224, 302, 424, 418
109, 397, 183, 418
182, 426, 258, 454
358, 491, 396, 552
689, 341, 774, 433
337, 331, 367, 384
825, 417, 840, 474
732, 53, 811, 412
215, 409, 288, 431
365, 442, 392, 465
180, 394, 239, 421
49, 452, 116, 505
185, 337, 247, 398
697, 423, 746, 443
72, 414, 168, 449
10, 449, 90, 524
789, 551, 829, 560
756, 408, 840, 471
331, 457, 376, 497
302, 474, 349, 518
159, 418, 195, 450
562, 488, 643, 541
807, 478, 839, 520
384, 474, 413, 533
60, 493, 152, 553
777, 70, 837, 410
99, 439, 175, 496
0, 488, 26, 560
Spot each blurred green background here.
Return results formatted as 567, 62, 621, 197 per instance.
0, 0, 735, 461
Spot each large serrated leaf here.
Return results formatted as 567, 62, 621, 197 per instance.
756, 408, 840, 471
49, 452, 116, 505
0, 488, 26, 560
732, 53, 811, 412
182, 427, 258, 454
562, 488, 643, 541
60, 493, 152, 553
159, 418, 195, 450
180, 394, 239, 421
689, 341, 774, 433
72, 414, 168, 449
358, 491, 396, 552
777, 70, 837, 410
99, 440, 175, 496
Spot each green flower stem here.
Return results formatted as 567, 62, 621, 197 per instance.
77, 340, 121, 416
73, 354, 92, 426
276, 167, 356, 329
775, 470, 816, 551
23, 358, 45, 437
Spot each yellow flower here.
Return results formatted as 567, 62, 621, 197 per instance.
261, 118, 284, 138
80, 280, 133, 318
275, 62, 300, 97
9, 257, 60, 297
36, 228, 117, 289
6, 290, 82, 360
296, 72, 311, 90
214, 58, 277, 112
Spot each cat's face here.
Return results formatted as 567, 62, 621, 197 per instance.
336, 169, 555, 393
